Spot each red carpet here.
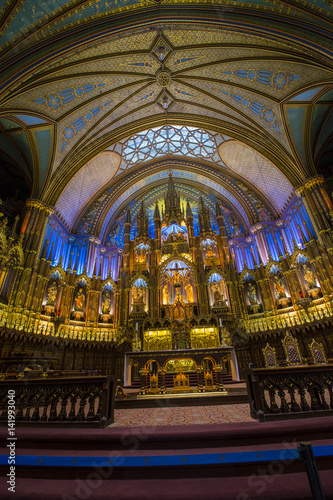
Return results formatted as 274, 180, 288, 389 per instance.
1, 417, 333, 499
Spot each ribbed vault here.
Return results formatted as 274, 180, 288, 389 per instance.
0, 1, 332, 231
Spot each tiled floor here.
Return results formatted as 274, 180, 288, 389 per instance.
109, 404, 254, 427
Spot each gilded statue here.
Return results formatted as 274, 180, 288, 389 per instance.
174, 291, 185, 304
163, 286, 170, 304
303, 264, 317, 289
185, 283, 194, 303
273, 275, 286, 299
74, 287, 85, 311
46, 281, 58, 305
247, 282, 257, 305
133, 285, 145, 304
101, 289, 111, 314
135, 245, 147, 264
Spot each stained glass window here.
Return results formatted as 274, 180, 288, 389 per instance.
108, 126, 227, 169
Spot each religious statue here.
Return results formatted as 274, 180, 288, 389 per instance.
163, 286, 170, 304
257, 203, 273, 222
213, 282, 222, 302
303, 265, 318, 289
174, 291, 185, 304
138, 286, 146, 303
101, 289, 111, 314
211, 280, 226, 306
233, 220, 244, 238
273, 275, 286, 299
219, 201, 232, 215
78, 216, 92, 235
46, 281, 58, 306
176, 229, 184, 240
74, 287, 85, 311
107, 228, 118, 247
132, 285, 146, 306
185, 283, 194, 303
135, 245, 148, 264
247, 282, 258, 305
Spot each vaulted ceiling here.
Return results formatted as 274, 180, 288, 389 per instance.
0, 0, 332, 235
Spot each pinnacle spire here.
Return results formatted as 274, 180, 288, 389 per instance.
125, 209, 131, 224
216, 201, 222, 218
154, 201, 160, 220
163, 171, 182, 225
186, 199, 193, 218
167, 171, 177, 196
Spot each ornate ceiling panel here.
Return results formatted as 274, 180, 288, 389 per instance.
186, 79, 288, 145
55, 151, 121, 229
0, 1, 332, 224
182, 60, 331, 100
6, 76, 142, 119
218, 140, 294, 213
163, 26, 306, 52
80, 83, 161, 145
57, 31, 158, 68
52, 81, 148, 171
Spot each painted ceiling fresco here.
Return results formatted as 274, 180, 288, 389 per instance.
0, 0, 332, 235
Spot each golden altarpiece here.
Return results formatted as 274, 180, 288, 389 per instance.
0, 174, 333, 389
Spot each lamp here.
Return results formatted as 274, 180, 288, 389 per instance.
157, 44, 166, 61
162, 92, 169, 109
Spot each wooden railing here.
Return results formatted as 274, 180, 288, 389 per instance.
246, 365, 333, 422
0, 376, 115, 428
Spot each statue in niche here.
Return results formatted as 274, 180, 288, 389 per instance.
133, 285, 145, 305
219, 201, 232, 215
211, 280, 227, 307
212, 281, 223, 303
78, 216, 92, 235
74, 287, 85, 311
163, 286, 170, 305
232, 220, 244, 238
115, 209, 126, 223
101, 289, 111, 314
135, 245, 148, 264
273, 275, 286, 299
257, 203, 273, 222
46, 281, 58, 306
174, 290, 185, 304
107, 228, 118, 247
303, 264, 318, 289
247, 282, 258, 305
185, 283, 194, 303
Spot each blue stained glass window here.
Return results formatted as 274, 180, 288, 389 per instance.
121, 126, 225, 166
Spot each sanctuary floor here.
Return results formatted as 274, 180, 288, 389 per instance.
109, 403, 254, 427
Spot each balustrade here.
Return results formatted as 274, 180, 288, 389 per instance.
246, 365, 333, 421
0, 376, 115, 428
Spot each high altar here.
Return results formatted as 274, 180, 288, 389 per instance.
125, 347, 239, 394
120, 173, 240, 393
